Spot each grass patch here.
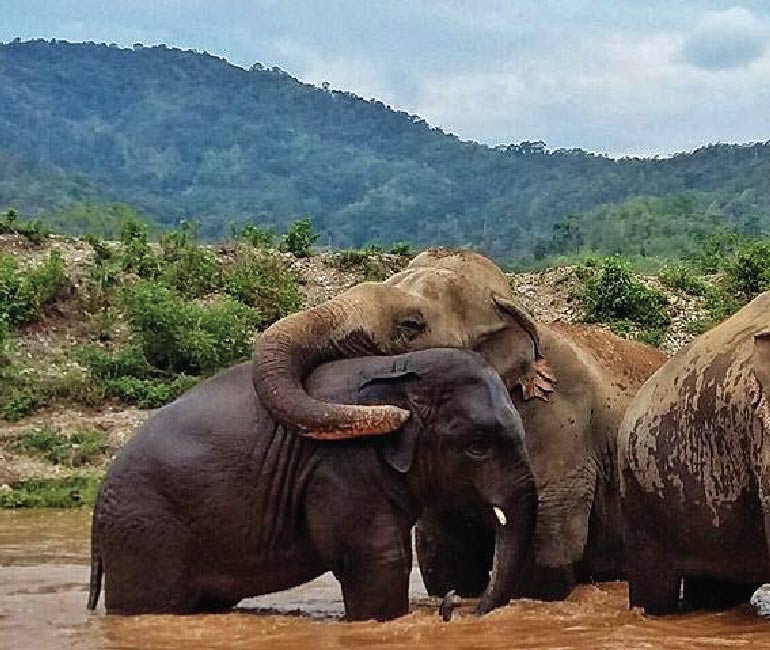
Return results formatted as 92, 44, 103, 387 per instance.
0, 474, 103, 509
13, 427, 109, 467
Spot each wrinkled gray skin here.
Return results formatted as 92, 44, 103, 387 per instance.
417, 324, 664, 599
253, 249, 665, 600
88, 349, 537, 621
619, 291, 770, 614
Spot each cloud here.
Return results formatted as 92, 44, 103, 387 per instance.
681, 6, 768, 70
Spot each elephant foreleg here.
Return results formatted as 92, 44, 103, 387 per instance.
335, 525, 412, 621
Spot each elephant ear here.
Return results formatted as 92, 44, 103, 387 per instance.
492, 294, 557, 401
358, 370, 421, 473
754, 331, 770, 391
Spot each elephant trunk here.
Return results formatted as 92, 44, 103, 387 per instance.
476, 473, 538, 615
253, 288, 411, 438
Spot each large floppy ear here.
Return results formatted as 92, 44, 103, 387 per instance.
491, 294, 556, 401
492, 294, 543, 359
754, 331, 770, 391
358, 371, 421, 473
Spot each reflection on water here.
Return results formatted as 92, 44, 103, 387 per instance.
1, 509, 769, 650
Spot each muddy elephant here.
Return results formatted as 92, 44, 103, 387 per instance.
253, 249, 665, 599
88, 349, 537, 621
619, 291, 770, 614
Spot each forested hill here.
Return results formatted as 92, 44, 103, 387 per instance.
2, 39, 770, 259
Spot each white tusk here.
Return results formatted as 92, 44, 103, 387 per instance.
493, 506, 507, 526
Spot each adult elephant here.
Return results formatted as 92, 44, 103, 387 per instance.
88, 349, 537, 621
619, 291, 770, 614
253, 249, 665, 598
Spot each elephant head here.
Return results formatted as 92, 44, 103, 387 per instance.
305, 348, 538, 614
253, 250, 549, 438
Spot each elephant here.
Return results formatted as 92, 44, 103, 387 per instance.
252, 249, 665, 599
618, 291, 770, 614
87, 348, 538, 621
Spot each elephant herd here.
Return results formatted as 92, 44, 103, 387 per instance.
88, 250, 770, 622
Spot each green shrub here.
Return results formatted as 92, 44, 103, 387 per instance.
578, 256, 670, 334
119, 218, 160, 278
658, 263, 707, 296
162, 244, 220, 298
283, 218, 318, 257
0, 209, 50, 244
389, 242, 415, 256
75, 344, 199, 408
0, 250, 68, 327
703, 282, 741, 323
240, 224, 276, 248
0, 474, 102, 508
329, 248, 391, 281
725, 241, 770, 299
103, 374, 199, 408
223, 249, 302, 327
13, 427, 108, 467
121, 282, 260, 374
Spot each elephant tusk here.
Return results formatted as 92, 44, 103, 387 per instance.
493, 506, 507, 526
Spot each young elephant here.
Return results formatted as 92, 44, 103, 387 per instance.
88, 349, 537, 621
619, 291, 770, 614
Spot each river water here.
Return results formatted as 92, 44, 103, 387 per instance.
2, 510, 769, 650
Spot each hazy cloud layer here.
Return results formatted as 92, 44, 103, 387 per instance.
681, 6, 768, 70
2, 1, 770, 156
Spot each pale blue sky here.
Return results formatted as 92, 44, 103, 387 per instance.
3, 1, 770, 156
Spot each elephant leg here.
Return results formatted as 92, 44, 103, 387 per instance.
625, 524, 681, 615
683, 577, 759, 611
335, 524, 412, 621
522, 462, 596, 599
415, 510, 494, 598
102, 515, 197, 614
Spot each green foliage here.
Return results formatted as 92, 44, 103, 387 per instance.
725, 241, 770, 299
389, 242, 415, 256
159, 224, 221, 298
240, 224, 276, 248
74, 344, 199, 408
5, 42, 770, 257
44, 203, 153, 239
120, 282, 259, 374
329, 248, 392, 281
119, 218, 160, 278
0, 474, 102, 508
577, 256, 670, 345
13, 427, 108, 467
222, 248, 302, 327
0, 250, 68, 328
658, 263, 707, 296
0, 208, 50, 243
686, 232, 743, 274
283, 218, 318, 257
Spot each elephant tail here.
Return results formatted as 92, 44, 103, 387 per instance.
87, 487, 104, 611
87, 546, 103, 611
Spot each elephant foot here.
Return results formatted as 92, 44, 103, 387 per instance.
517, 564, 576, 601
629, 568, 681, 615
684, 577, 759, 611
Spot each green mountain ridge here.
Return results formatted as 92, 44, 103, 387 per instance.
1, 39, 770, 259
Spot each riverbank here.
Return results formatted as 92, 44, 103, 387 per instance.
0, 233, 719, 504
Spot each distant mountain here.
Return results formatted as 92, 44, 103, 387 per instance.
1, 39, 770, 259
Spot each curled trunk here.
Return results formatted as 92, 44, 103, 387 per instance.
253, 287, 413, 438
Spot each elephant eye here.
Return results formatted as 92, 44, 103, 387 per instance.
465, 438, 491, 460
397, 316, 426, 338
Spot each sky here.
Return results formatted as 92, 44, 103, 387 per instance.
3, 1, 770, 157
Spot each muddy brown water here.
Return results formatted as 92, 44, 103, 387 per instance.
2, 510, 770, 650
